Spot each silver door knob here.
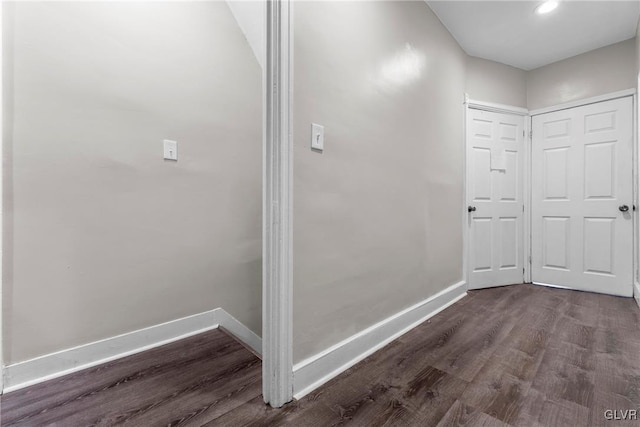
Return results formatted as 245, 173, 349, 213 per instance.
468, 206, 476, 212
619, 205, 629, 212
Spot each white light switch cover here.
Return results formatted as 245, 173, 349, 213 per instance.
163, 140, 178, 161
311, 123, 324, 151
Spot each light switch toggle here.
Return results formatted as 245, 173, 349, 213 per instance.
311, 123, 324, 151
163, 140, 178, 161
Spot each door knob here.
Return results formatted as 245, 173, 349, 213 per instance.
468, 206, 476, 213
619, 205, 629, 212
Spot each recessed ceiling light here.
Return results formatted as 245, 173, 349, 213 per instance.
536, 0, 559, 15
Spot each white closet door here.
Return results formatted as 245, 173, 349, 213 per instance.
531, 97, 633, 297
467, 109, 524, 289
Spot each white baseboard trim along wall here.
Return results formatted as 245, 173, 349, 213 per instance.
292, 280, 467, 399
3, 307, 262, 393
634, 282, 640, 309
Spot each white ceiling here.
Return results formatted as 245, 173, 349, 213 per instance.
427, 1, 640, 70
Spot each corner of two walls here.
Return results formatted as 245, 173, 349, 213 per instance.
465, 56, 527, 108
3, 1, 262, 368
466, 37, 638, 112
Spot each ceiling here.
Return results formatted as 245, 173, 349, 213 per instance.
427, 1, 640, 71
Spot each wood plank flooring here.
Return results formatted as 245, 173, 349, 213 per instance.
2, 284, 640, 426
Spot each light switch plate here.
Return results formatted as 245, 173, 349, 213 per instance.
163, 140, 178, 161
311, 123, 324, 151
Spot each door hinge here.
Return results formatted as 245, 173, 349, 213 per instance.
529, 256, 532, 264
529, 130, 533, 139
522, 205, 525, 212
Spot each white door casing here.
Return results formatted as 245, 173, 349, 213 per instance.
531, 97, 633, 297
0, 2, 4, 393
263, 0, 293, 408
467, 108, 525, 289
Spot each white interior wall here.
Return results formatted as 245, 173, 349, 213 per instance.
293, 0, 467, 364
2, 1, 262, 365
465, 56, 527, 108
226, 0, 264, 69
527, 38, 636, 110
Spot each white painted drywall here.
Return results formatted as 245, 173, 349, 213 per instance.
3, 1, 262, 364
466, 56, 527, 108
226, 0, 264, 69
293, 1, 466, 363
527, 38, 636, 110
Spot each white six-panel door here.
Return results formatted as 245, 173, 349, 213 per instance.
467, 109, 524, 289
531, 97, 633, 297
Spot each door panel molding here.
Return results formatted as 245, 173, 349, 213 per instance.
466, 96, 529, 116
464, 97, 527, 290
531, 97, 634, 297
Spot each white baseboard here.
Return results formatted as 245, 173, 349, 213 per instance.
3, 307, 261, 394
292, 280, 467, 400
216, 309, 262, 356
634, 282, 640, 309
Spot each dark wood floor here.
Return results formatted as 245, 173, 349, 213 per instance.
3, 284, 640, 426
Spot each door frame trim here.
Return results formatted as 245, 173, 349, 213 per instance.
463, 95, 530, 289
0, 1, 4, 394
529, 88, 636, 116
263, 0, 294, 408
524, 115, 532, 283
466, 98, 529, 116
